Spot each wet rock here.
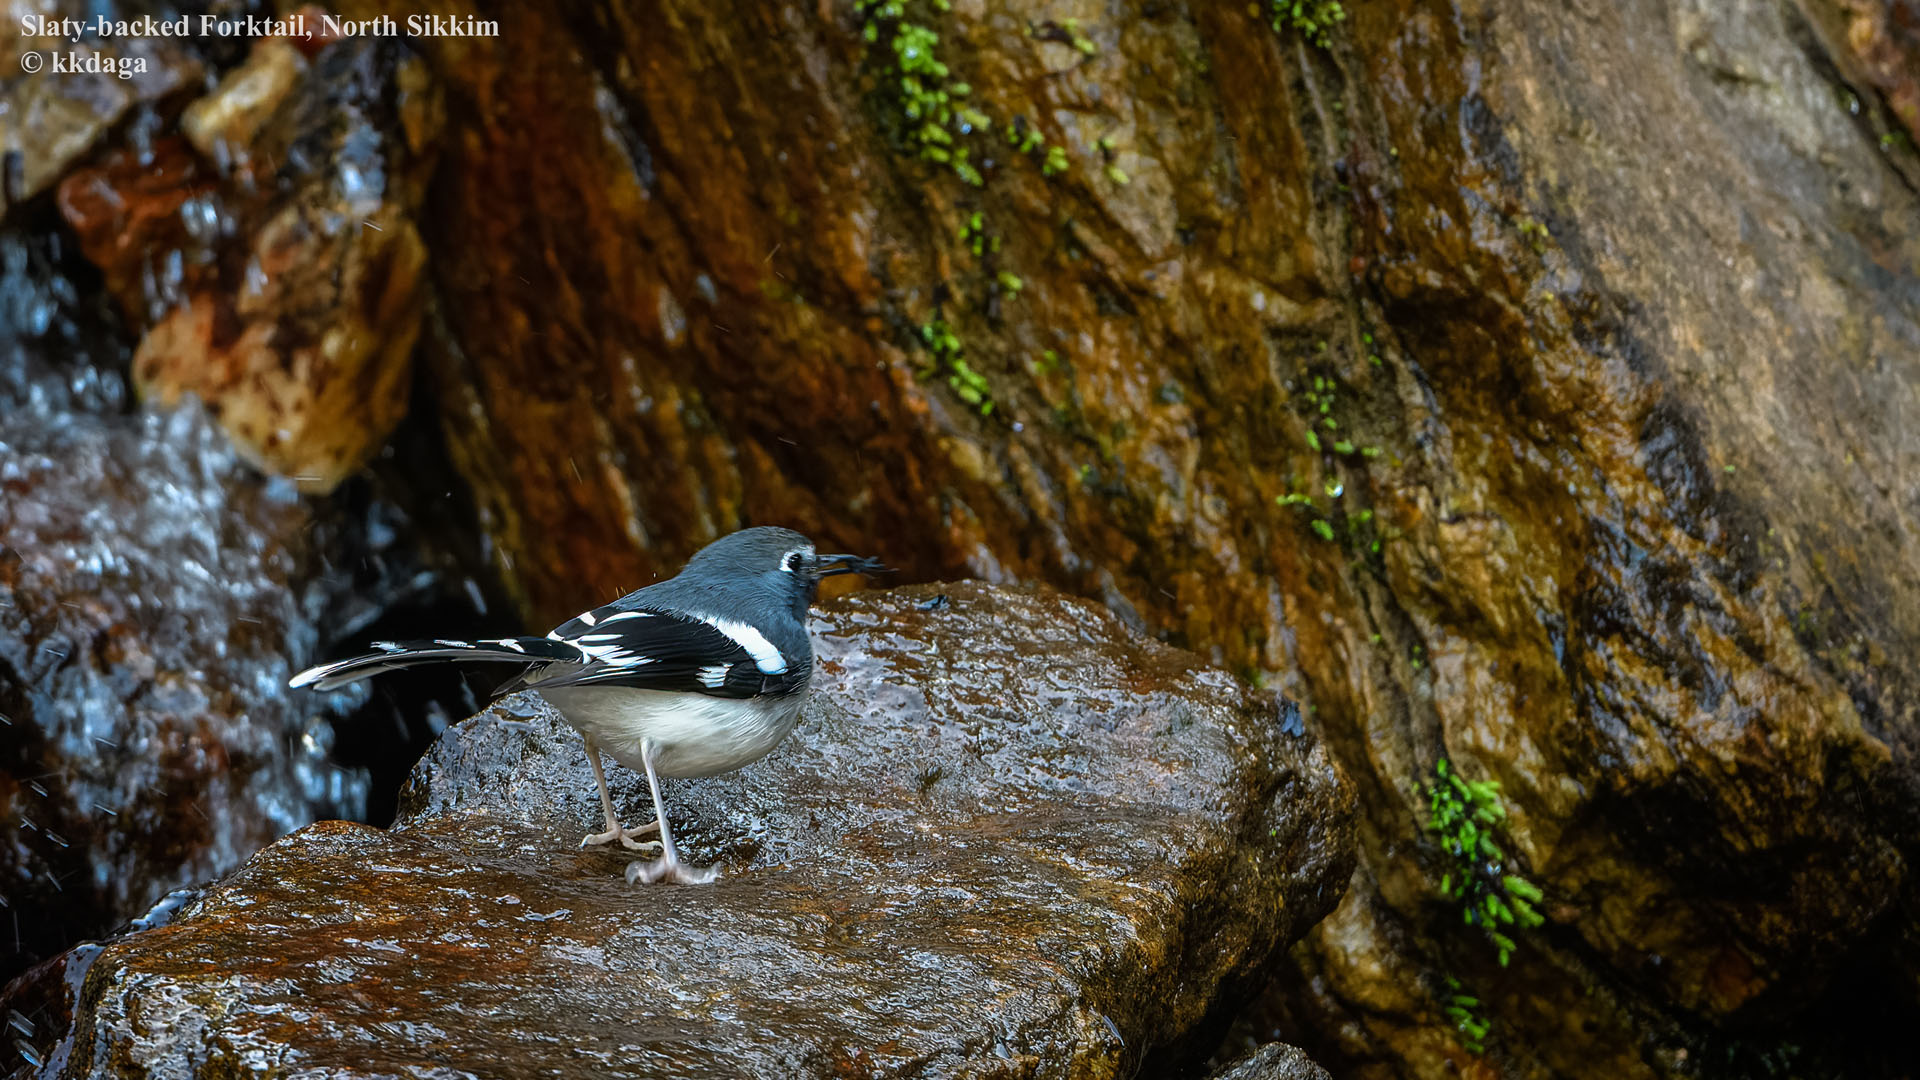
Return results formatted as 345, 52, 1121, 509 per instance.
57, 33, 441, 493
0, 198, 491, 988
1210, 1043, 1332, 1080
5, 583, 1356, 1076
0, 4, 202, 212
300, 0, 1920, 1071
1810, 0, 1919, 158
0, 211, 376, 985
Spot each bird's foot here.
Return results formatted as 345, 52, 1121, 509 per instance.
580, 819, 662, 852
625, 854, 720, 886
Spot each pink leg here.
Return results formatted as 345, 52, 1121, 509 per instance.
578, 736, 660, 851
625, 739, 718, 885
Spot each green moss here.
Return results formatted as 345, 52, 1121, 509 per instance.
920, 318, 963, 364
1515, 216, 1551, 254
919, 319, 994, 416
1264, 1, 1346, 49
859, 0, 986, 185
1275, 489, 1341, 547
854, 5, 1104, 422
1443, 977, 1490, 1054
959, 211, 998, 257
1063, 16, 1097, 55
1423, 758, 1545, 968
1422, 760, 1548, 1056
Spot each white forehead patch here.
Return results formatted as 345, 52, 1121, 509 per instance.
701, 614, 786, 674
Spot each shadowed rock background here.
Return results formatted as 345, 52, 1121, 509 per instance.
2, 0, 1917, 1076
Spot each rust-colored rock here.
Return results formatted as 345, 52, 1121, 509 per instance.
56, 33, 441, 493
0, 7, 201, 213
1836, 0, 1920, 144
293, 0, 1920, 1073
4, 584, 1356, 1077
10, 0, 1917, 1071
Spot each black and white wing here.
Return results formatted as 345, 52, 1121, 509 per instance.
522, 606, 807, 698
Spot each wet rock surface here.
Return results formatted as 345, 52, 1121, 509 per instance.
0, 5, 204, 212
285, 0, 1918, 1072
0, 207, 369, 984
4, 0, 1917, 1073
1, 1, 492, 985
5, 583, 1356, 1077
1210, 1043, 1332, 1080
0, 253, 495, 990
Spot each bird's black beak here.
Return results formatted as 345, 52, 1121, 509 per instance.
815, 553, 890, 579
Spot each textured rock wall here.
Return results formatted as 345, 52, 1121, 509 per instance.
307, 0, 1916, 1073
9, 0, 1918, 1073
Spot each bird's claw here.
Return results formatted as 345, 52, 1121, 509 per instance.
580, 820, 662, 852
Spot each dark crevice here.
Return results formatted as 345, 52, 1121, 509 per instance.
314, 361, 524, 828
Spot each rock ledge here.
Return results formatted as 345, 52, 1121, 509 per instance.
8, 583, 1353, 1078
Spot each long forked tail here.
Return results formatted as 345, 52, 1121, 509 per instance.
289, 636, 585, 692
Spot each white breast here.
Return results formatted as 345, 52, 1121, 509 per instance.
535, 684, 807, 778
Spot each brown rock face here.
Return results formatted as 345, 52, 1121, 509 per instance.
11, 0, 1916, 1070
5, 584, 1356, 1077
0, 7, 202, 212
299, 0, 1917, 1072
55, 32, 441, 493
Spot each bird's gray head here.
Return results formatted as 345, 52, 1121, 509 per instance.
683, 526, 882, 624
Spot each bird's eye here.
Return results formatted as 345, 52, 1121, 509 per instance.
780, 550, 805, 573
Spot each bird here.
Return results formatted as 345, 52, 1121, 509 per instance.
290, 526, 885, 885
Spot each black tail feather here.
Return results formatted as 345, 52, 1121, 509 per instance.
289, 636, 583, 692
